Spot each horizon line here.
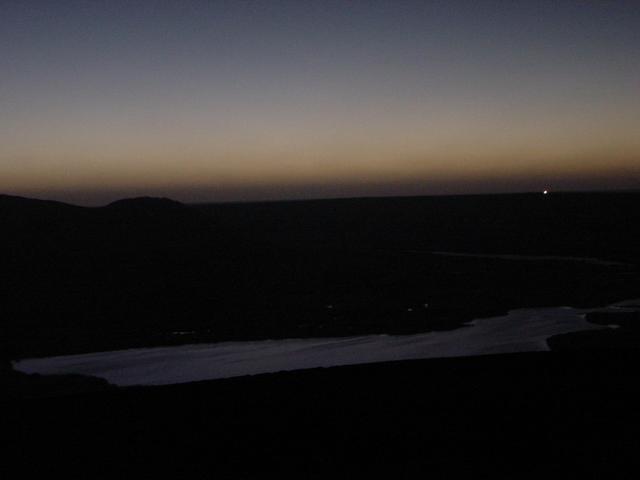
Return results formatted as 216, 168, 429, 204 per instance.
3, 187, 640, 209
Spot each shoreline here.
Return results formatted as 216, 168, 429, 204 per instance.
13, 297, 639, 387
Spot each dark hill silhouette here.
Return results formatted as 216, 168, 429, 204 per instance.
1, 194, 213, 236
0, 194, 81, 213
0, 194, 223, 261
0, 194, 90, 241
106, 196, 185, 209
0, 194, 207, 225
102, 197, 208, 231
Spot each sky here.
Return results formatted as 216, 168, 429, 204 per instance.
1, 0, 639, 205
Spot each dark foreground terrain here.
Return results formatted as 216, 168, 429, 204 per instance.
5, 349, 640, 477
3, 191, 640, 476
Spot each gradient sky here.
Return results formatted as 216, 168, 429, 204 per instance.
1, 0, 639, 204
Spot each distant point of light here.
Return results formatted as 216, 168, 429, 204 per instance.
543, 190, 549, 195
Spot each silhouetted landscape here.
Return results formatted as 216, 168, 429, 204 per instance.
4, 1, 640, 475
3, 191, 640, 475
3, 191, 639, 359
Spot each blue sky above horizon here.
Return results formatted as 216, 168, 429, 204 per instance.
1, 0, 639, 204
